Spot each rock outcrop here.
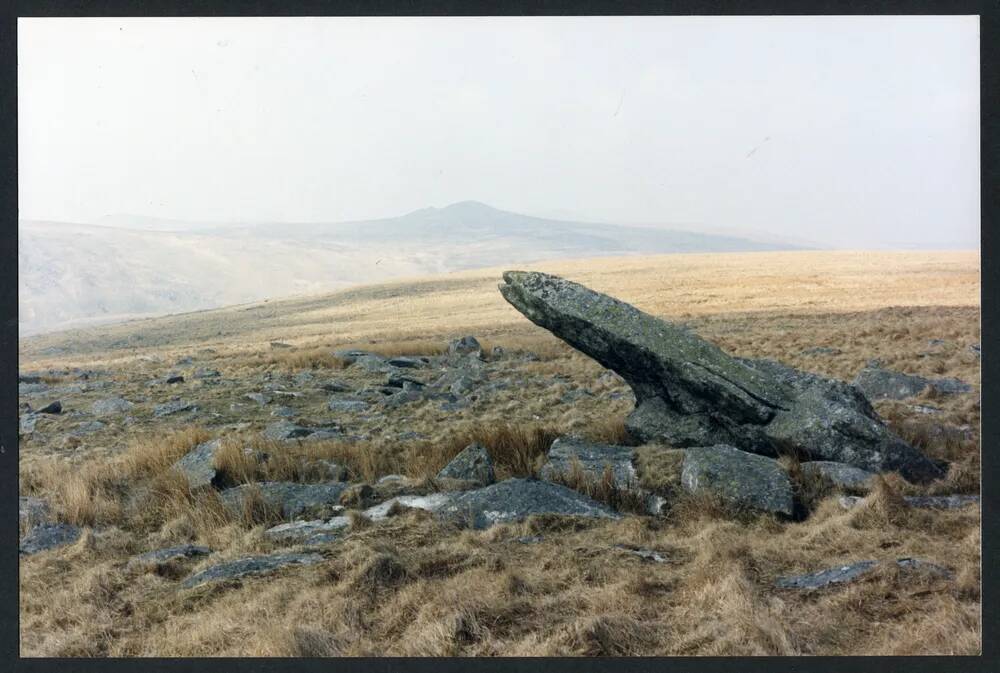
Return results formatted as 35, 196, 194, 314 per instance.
499, 271, 943, 482
437, 443, 495, 485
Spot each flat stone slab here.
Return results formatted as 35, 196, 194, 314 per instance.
681, 445, 794, 516
437, 443, 495, 485
128, 544, 212, 569
838, 494, 980, 510
776, 558, 954, 590
172, 439, 223, 490
181, 552, 325, 589
800, 461, 876, 490
219, 481, 349, 520
499, 271, 942, 483
20, 523, 82, 556
439, 478, 621, 529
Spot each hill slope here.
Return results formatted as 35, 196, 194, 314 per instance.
19, 202, 802, 335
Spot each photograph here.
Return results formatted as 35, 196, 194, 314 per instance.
16, 14, 981, 657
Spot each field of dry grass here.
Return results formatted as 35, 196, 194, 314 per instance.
18, 250, 981, 656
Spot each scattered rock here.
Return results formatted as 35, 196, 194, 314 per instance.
262, 420, 340, 441
439, 478, 621, 529
437, 443, 495, 485
909, 404, 942, 415
20, 523, 82, 556
292, 372, 314, 386
613, 544, 672, 563
19, 497, 51, 529
91, 397, 134, 416
681, 445, 794, 516
540, 437, 638, 491
219, 482, 349, 520
71, 421, 107, 436
801, 346, 843, 356
387, 356, 428, 369
172, 439, 223, 489
776, 558, 953, 590
154, 399, 196, 417
320, 380, 352, 393
263, 520, 346, 545
19, 382, 49, 396
853, 366, 972, 400
270, 406, 295, 418
193, 368, 221, 379
800, 461, 876, 490
19, 373, 43, 384
448, 336, 482, 357
499, 271, 942, 483
175, 356, 194, 365
165, 375, 185, 384
332, 349, 374, 364
128, 544, 211, 570
19, 414, 38, 434
328, 398, 368, 413
37, 401, 62, 414
838, 494, 980, 510
181, 552, 325, 589
246, 392, 272, 406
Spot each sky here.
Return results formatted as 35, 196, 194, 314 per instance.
18, 16, 980, 249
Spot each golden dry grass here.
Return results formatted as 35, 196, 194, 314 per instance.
18, 251, 980, 657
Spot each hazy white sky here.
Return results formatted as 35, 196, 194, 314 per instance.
18, 16, 979, 248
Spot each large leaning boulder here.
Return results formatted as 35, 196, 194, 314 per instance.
499, 271, 943, 482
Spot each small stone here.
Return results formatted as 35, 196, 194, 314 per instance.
776, 558, 953, 590
172, 439, 223, 489
154, 399, 195, 417
270, 406, 295, 417
128, 544, 211, 570
681, 445, 794, 516
437, 443, 495, 485
91, 397, 134, 416
800, 461, 876, 490
328, 398, 368, 413
246, 392, 272, 405
193, 368, 221, 379
219, 481, 349, 520
166, 375, 185, 384
448, 336, 482, 357
20, 523, 81, 556
19, 497, 51, 529
37, 401, 62, 414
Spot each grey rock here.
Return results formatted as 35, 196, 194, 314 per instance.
270, 406, 295, 417
449, 373, 483, 396
91, 397, 134, 416
19, 373, 43, 384
499, 271, 942, 483
613, 544, 671, 563
20, 523, 82, 556
376, 474, 407, 484
801, 346, 843, 356
800, 461, 876, 490
128, 544, 211, 569
263, 520, 346, 545
439, 478, 621, 529
437, 443, 496, 485
909, 404, 942, 415
332, 349, 374, 364
292, 371, 314, 386
262, 420, 340, 441
219, 481, 349, 520
175, 356, 194, 365
172, 439, 223, 489
328, 397, 368, 413
19, 497, 51, 529
681, 445, 794, 516
20, 414, 38, 434
838, 494, 980, 510
38, 400, 62, 414
387, 356, 429, 369
440, 399, 470, 412
71, 421, 107, 436
246, 392, 272, 405
165, 375, 185, 384
320, 380, 352, 393
853, 366, 972, 400
776, 558, 953, 590
154, 399, 195, 417
540, 437, 638, 491
193, 368, 221, 379
448, 335, 482, 357
181, 552, 325, 589
355, 355, 392, 373
19, 382, 49, 396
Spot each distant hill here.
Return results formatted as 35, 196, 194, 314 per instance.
19, 201, 804, 335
